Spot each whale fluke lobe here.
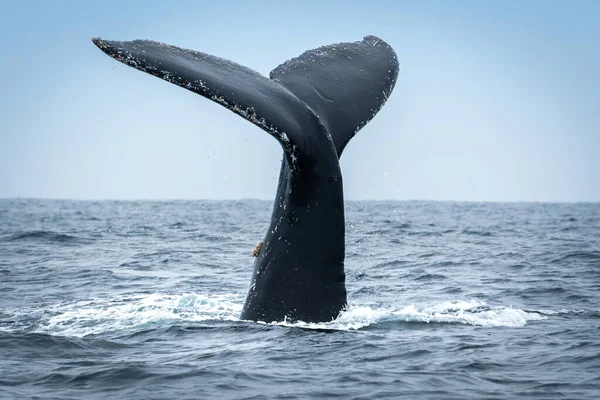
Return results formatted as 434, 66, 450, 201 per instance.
92, 36, 399, 323
91, 37, 312, 168
270, 35, 398, 157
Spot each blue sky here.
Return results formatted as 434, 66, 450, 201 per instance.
1, 0, 598, 201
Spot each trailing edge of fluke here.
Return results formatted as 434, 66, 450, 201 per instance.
92, 35, 399, 323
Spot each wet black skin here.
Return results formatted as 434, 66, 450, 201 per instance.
242, 133, 346, 322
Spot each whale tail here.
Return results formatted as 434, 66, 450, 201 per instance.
92, 36, 399, 322
91, 36, 398, 159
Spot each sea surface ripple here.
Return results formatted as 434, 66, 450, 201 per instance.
1, 199, 599, 399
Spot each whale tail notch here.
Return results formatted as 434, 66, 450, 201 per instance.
91, 36, 398, 159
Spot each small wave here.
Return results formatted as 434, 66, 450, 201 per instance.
34, 363, 158, 386
414, 273, 447, 282
461, 229, 494, 237
3, 230, 83, 244
0, 332, 109, 353
530, 308, 600, 318
550, 250, 600, 264
373, 259, 410, 269
560, 226, 579, 232
351, 272, 368, 280
184, 233, 230, 241
406, 231, 442, 237
365, 229, 391, 235
418, 252, 436, 259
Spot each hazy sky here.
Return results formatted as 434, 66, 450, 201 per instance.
1, 1, 598, 202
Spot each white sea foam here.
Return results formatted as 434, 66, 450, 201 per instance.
263, 300, 545, 331
388, 300, 547, 328
258, 306, 390, 331
38, 293, 243, 337
29, 295, 546, 337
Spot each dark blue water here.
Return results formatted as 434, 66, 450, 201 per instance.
1, 199, 599, 399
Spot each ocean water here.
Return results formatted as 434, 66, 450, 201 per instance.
1, 199, 599, 399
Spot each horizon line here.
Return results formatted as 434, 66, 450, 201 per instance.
1, 197, 599, 205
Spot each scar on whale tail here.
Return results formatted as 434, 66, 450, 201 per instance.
92, 35, 399, 323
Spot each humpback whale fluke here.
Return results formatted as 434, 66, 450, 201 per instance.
92, 36, 399, 323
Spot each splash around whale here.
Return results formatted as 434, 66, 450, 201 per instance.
92, 35, 399, 323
